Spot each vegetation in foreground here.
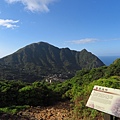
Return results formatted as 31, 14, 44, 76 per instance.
0, 58, 120, 119
0, 105, 30, 114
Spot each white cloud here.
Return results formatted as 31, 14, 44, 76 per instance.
5, 0, 58, 12
69, 38, 98, 44
0, 19, 19, 29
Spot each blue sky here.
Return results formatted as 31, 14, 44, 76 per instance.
0, 0, 120, 58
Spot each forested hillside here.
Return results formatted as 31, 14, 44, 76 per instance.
0, 58, 120, 119
0, 42, 104, 82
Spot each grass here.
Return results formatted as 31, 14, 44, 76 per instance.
0, 105, 30, 114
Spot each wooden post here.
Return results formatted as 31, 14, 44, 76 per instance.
104, 113, 113, 120
115, 117, 120, 120
104, 114, 120, 120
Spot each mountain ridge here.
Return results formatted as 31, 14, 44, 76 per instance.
0, 42, 105, 82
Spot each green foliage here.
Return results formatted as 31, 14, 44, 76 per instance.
61, 59, 120, 119
0, 80, 25, 107
69, 76, 120, 119
0, 105, 30, 114
18, 85, 44, 106
0, 80, 68, 108
0, 58, 120, 119
105, 59, 120, 77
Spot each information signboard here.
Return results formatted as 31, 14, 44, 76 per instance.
86, 85, 120, 118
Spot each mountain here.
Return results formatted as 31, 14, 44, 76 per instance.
0, 42, 105, 82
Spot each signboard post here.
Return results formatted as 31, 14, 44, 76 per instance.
86, 85, 120, 120
104, 113, 113, 120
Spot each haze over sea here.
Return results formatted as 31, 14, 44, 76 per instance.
99, 56, 120, 66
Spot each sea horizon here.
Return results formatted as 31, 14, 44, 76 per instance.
99, 56, 120, 66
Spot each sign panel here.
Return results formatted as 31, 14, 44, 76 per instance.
86, 85, 120, 118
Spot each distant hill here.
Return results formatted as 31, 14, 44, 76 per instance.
0, 42, 105, 82
70, 58, 120, 85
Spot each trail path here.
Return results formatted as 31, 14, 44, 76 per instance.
0, 101, 74, 120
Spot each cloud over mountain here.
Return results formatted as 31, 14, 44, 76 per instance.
69, 38, 98, 44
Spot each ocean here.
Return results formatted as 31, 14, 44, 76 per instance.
99, 56, 120, 66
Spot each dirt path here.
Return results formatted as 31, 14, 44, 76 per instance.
18, 101, 73, 120
0, 101, 74, 120
0, 101, 105, 120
